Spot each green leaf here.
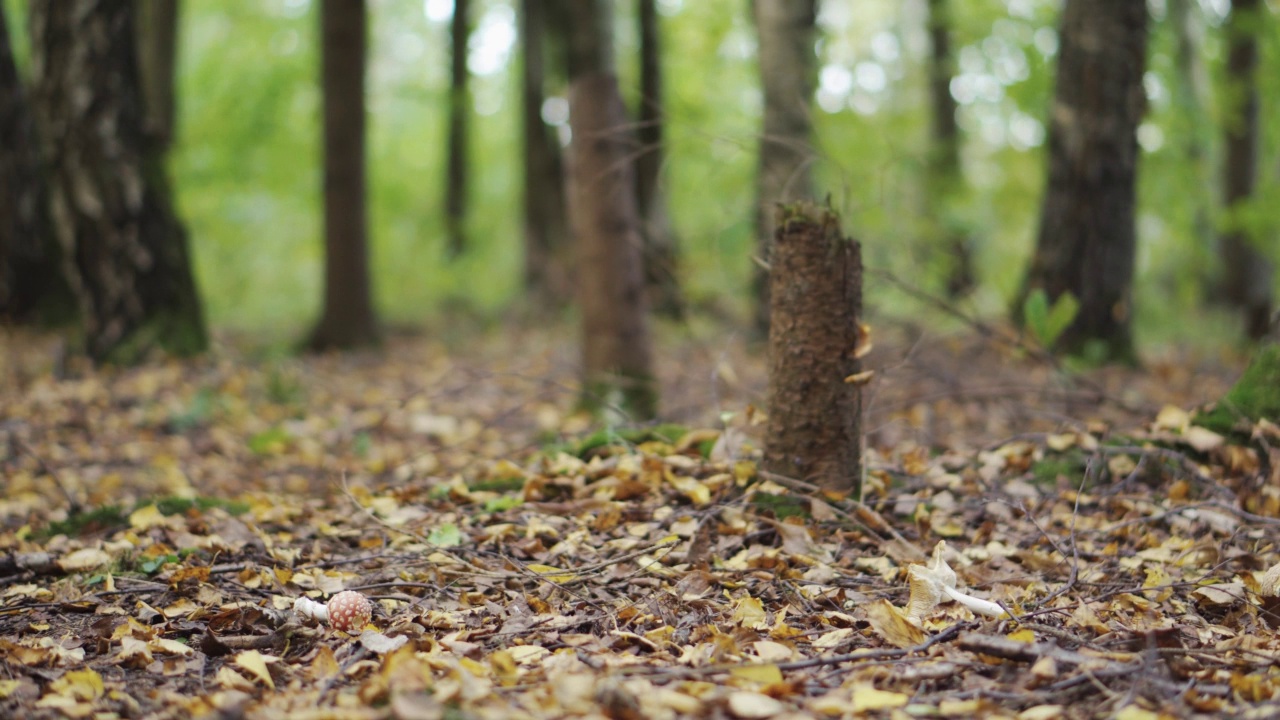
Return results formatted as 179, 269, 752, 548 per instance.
427, 523, 464, 547
1023, 289, 1079, 348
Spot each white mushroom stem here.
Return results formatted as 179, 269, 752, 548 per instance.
294, 596, 330, 623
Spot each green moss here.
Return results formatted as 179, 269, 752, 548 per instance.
1196, 344, 1280, 433
1029, 449, 1086, 487
36, 496, 247, 539
750, 491, 810, 521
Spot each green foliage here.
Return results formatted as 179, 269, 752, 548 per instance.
40, 506, 127, 540
248, 426, 291, 455
749, 491, 809, 521
38, 497, 247, 539
564, 423, 690, 458
1196, 344, 1280, 433
170, 387, 219, 432
1022, 289, 1080, 349
146, 0, 1280, 350
427, 523, 464, 547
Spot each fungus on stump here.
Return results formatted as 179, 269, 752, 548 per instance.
763, 203, 862, 493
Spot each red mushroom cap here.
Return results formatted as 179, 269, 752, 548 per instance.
327, 590, 372, 633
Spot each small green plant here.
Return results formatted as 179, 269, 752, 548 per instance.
1023, 289, 1080, 349
170, 387, 219, 432
750, 491, 810, 521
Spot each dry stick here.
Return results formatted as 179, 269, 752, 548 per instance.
868, 268, 1148, 416
625, 620, 972, 679
758, 469, 925, 561
10, 435, 81, 513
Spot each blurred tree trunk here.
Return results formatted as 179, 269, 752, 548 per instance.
1219, 0, 1272, 340
29, 0, 206, 362
764, 203, 862, 493
924, 0, 974, 298
0, 2, 67, 323
520, 0, 572, 308
310, 0, 379, 350
752, 0, 817, 337
1168, 0, 1215, 283
445, 0, 470, 259
136, 0, 178, 153
566, 0, 656, 419
1018, 0, 1147, 363
635, 0, 684, 319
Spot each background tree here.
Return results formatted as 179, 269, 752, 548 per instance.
924, 0, 973, 298
752, 0, 818, 336
29, 0, 206, 361
0, 2, 64, 323
310, 0, 379, 350
1018, 0, 1148, 362
136, 0, 179, 153
520, 0, 571, 308
1217, 0, 1271, 340
565, 0, 656, 419
635, 0, 684, 319
445, 0, 471, 259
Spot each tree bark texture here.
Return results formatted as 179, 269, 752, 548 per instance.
635, 0, 684, 319
445, 0, 470, 259
29, 0, 206, 361
1020, 0, 1147, 362
136, 0, 179, 153
925, 0, 974, 298
0, 2, 61, 322
310, 0, 379, 350
764, 203, 862, 493
1219, 0, 1272, 340
752, 0, 817, 337
520, 0, 572, 308
568, 72, 656, 420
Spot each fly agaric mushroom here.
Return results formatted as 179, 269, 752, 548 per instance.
294, 590, 372, 633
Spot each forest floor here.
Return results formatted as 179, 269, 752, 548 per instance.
2, 320, 1279, 720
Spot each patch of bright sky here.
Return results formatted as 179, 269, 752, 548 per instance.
469, 4, 517, 77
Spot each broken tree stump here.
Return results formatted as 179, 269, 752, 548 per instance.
763, 202, 863, 493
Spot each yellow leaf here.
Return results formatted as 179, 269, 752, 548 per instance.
525, 564, 576, 583
729, 663, 783, 685
726, 691, 785, 719
232, 650, 277, 690
49, 668, 104, 702
57, 548, 112, 572
1006, 628, 1036, 643
1019, 705, 1065, 720
0, 680, 21, 699
849, 684, 908, 712
732, 596, 768, 630
128, 504, 168, 530
864, 600, 926, 649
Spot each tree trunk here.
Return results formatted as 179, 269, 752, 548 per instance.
1019, 0, 1147, 362
0, 2, 66, 323
520, 0, 572, 308
635, 0, 684, 319
1219, 0, 1272, 340
310, 0, 379, 350
764, 203, 862, 493
445, 0, 470, 259
752, 0, 817, 337
924, 0, 974, 298
566, 0, 656, 420
29, 0, 206, 362
136, 0, 179, 153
